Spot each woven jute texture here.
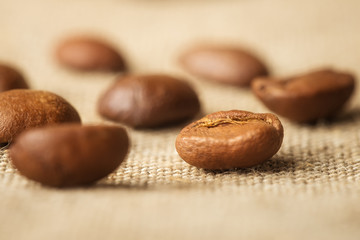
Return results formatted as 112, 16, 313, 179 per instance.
1, 0, 360, 239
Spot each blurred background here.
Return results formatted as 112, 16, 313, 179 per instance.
0, 0, 359, 239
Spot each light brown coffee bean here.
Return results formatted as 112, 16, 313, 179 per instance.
10, 124, 129, 187
0, 89, 81, 144
179, 45, 268, 86
251, 69, 355, 123
98, 74, 200, 128
175, 110, 283, 170
55, 36, 126, 72
0, 64, 29, 92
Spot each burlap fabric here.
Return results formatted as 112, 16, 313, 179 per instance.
1, 0, 360, 239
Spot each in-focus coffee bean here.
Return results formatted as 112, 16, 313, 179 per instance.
55, 36, 126, 72
175, 110, 283, 170
251, 69, 355, 123
179, 44, 268, 86
98, 74, 201, 128
0, 64, 28, 92
10, 124, 129, 187
0, 89, 81, 144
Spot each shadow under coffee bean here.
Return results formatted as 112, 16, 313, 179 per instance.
202, 157, 295, 175
0, 142, 8, 149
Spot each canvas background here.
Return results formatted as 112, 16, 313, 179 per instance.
0, 0, 360, 239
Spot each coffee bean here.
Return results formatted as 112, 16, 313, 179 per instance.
251, 69, 355, 123
98, 74, 200, 128
0, 89, 81, 144
9, 124, 129, 187
0, 64, 28, 92
55, 36, 126, 72
175, 110, 283, 170
179, 45, 268, 86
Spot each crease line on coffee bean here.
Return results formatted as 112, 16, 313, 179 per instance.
193, 118, 274, 128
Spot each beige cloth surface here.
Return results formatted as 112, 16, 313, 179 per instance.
1, 0, 360, 239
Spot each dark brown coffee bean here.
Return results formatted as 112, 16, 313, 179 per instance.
251, 69, 355, 123
10, 124, 129, 187
98, 74, 200, 128
179, 45, 268, 86
0, 89, 81, 144
0, 64, 29, 92
55, 36, 126, 72
175, 110, 283, 170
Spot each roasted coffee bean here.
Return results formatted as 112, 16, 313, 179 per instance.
0, 64, 28, 92
251, 69, 355, 123
0, 89, 81, 144
55, 36, 126, 72
98, 74, 200, 128
175, 110, 283, 170
179, 44, 268, 86
10, 124, 129, 187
